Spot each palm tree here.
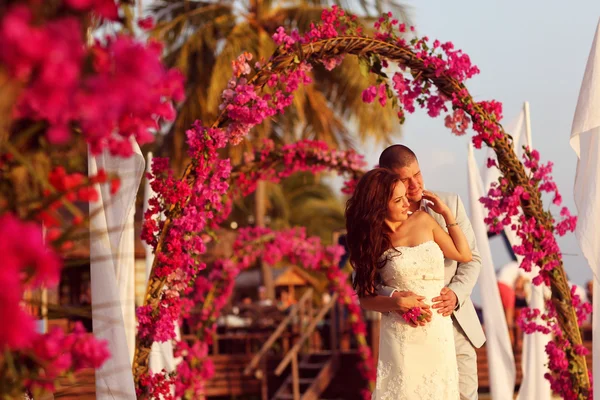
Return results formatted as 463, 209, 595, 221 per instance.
228, 171, 345, 243
149, 0, 410, 173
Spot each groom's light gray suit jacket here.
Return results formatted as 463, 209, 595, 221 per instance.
378, 191, 486, 348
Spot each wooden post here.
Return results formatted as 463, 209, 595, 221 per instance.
212, 332, 219, 355
297, 294, 305, 335
256, 181, 275, 300
307, 293, 314, 351
291, 353, 300, 400
260, 358, 268, 400
330, 300, 338, 354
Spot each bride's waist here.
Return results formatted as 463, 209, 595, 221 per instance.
385, 278, 445, 291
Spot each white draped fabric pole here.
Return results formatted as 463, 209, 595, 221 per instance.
143, 152, 180, 379
514, 103, 551, 400
570, 19, 600, 400
486, 104, 551, 400
468, 143, 515, 400
89, 141, 144, 399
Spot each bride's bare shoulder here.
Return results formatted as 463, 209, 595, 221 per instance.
411, 210, 435, 224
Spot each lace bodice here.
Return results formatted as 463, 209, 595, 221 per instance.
379, 240, 445, 297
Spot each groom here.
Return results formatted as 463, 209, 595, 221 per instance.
376, 144, 486, 400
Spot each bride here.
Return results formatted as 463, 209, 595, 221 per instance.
345, 168, 472, 400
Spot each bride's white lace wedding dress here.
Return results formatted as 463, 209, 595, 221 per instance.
372, 240, 459, 400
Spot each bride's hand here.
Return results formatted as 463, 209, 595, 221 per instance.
396, 294, 429, 312
422, 190, 451, 218
392, 291, 432, 326
393, 294, 431, 324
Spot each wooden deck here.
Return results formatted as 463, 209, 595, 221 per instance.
52, 323, 594, 399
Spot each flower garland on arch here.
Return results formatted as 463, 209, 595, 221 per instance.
165, 227, 374, 400
230, 138, 366, 197
138, 6, 590, 399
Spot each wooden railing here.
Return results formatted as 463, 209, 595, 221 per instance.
243, 288, 341, 400
244, 288, 315, 377
274, 292, 339, 376
273, 293, 339, 400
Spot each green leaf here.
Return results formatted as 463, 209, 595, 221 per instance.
358, 58, 371, 77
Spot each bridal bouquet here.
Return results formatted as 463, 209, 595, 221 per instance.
402, 307, 426, 325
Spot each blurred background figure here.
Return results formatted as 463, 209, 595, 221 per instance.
514, 275, 529, 309
277, 290, 295, 311
256, 286, 273, 307
497, 281, 516, 328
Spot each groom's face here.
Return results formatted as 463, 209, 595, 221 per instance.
393, 160, 424, 204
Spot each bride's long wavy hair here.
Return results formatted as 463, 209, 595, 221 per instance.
345, 168, 401, 298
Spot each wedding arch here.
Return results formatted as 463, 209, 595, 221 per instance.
135, 7, 591, 400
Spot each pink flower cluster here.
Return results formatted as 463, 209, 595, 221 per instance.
172, 341, 215, 398
401, 307, 424, 325
63, 0, 119, 20
0, 214, 61, 350
0, 5, 184, 156
139, 123, 232, 343
517, 287, 592, 400
234, 138, 365, 196
220, 53, 311, 145
468, 99, 505, 148
353, 15, 480, 125
24, 322, 110, 392
482, 145, 589, 398
444, 108, 470, 136
1, 0, 185, 396
362, 84, 388, 107
271, 6, 355, 70
480, 148, 577, 286
0, 214, 109, 394
137, 370, 176, 400
38, 166, 116, 249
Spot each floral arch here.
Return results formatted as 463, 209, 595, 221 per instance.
0, 2, 587, 399
136, 7, 591, 400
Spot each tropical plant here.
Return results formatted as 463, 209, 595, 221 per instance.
228, 171, 345, 243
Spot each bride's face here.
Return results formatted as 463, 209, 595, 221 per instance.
386, 182, 410, 223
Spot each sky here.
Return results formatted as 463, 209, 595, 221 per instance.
346, 0, 600, 304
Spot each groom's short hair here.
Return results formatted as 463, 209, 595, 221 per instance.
379, 144, 418, 170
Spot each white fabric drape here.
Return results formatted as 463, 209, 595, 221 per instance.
485, 106, 552, 400
570, 19, 600, 400
143, 152, 180, 379
89, 141, 144, 399
468, 143, 515, 400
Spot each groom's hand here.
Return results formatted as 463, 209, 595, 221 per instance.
432, 287, 457, 317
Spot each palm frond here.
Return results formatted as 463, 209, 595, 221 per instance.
312, 56, 397, 144
302, 84, 354, 148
